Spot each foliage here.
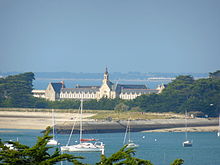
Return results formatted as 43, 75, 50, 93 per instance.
0, 72, 35, 107
133, 75, 220, 116
0, 127, 83, 165
170, 159, 184, 165
96, 145, 153, 165
114, 103, 129, 112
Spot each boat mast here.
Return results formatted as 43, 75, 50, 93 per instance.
52, 109, 55, 140
123, 120, 129, 144
128, 119, 131, 142
185, 110, 188, 141
79, 99, 83, 143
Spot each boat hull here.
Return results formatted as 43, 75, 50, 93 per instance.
182, 141, 192, 147
126, 142, 139, 148
47, 139, 59, 145
61, 142, 104, 153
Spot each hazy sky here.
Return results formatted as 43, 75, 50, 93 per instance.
0, 0, 220, 73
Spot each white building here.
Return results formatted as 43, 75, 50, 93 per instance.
33, 68, 164, 101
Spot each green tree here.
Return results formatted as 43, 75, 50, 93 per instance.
114, 103, 129, 112
0, 127, 83, 164
0, 72, 35, 107
130, 74, 220, 116
96, 145, 153, 165
170, 159, 184, 165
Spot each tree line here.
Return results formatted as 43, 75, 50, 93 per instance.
0, 71, 220, 116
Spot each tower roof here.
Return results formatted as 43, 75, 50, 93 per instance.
105, 67, 108, 74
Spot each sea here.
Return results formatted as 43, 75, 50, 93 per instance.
1, 129, 220, 165
33, 78, 171, 90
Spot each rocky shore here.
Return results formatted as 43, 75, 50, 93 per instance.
55, 118, 219, 134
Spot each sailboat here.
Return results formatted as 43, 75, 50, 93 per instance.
61, 99, 105, 154
182, 110, 192, 147
217, 114, 220, 137
123, 119, 139, 148
47, 109, 60, 145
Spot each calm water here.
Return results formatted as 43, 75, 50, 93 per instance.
1, 129, 220, 165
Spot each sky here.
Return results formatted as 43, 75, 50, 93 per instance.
0, 0, 220, 74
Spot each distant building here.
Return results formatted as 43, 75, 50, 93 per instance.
209, 70, 220, 79
32, 68, 165, 101
32, 90, 45, 98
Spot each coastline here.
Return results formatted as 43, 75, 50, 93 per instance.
0, 111, 219, 133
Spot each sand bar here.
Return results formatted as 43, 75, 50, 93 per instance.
0, 111, 219, 133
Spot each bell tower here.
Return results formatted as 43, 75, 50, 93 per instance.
103, 67, 109, 84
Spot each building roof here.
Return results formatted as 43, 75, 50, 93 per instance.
119, 84, 147, 89
121, 88, 159, 94
75, 85, 100, 89
51, 82, 63, 93
61, 87, 99, 93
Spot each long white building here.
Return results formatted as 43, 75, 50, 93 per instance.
33, 68, 165, 101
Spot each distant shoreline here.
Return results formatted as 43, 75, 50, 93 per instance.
55, 119, 219, 134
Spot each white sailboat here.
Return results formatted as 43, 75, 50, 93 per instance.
217, 114, 220, 137
47, 109, 60, 145
61, 99, 105, 154
123, 119, 139, 148
182, 110, 192, 147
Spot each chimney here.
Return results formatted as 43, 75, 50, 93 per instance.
61, 81, 65, 88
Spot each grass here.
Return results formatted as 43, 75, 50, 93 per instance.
87, 111, 185, 120
0, 108, 184, 120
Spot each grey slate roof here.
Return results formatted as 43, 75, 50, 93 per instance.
119, 84, 147, 89
61, 87, 99, 93
121, 89, 159, 94
75, 85, 100, 89
51, 83, 63, 93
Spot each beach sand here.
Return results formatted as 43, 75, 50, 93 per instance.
0, 111, 94, 130
143, 126, 219, 132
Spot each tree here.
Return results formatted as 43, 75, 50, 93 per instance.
114, 103, 129, 112
0, 72, 35, 107
0, 127, 83, 164
96, 145, 153, 165
170, 159, 184, 165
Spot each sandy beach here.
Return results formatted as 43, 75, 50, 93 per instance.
0, 110, 219, 133
0, 110, 94, 130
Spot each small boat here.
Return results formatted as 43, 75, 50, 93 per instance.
126, 140, 139, 148
123, 119, 139, 148
61, 100, 105, 154
182, 110, 192, 147
183, 140, 192, 147
47, 109, 60, 145
47, 139, 59, 145
61, 141, 104, 152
